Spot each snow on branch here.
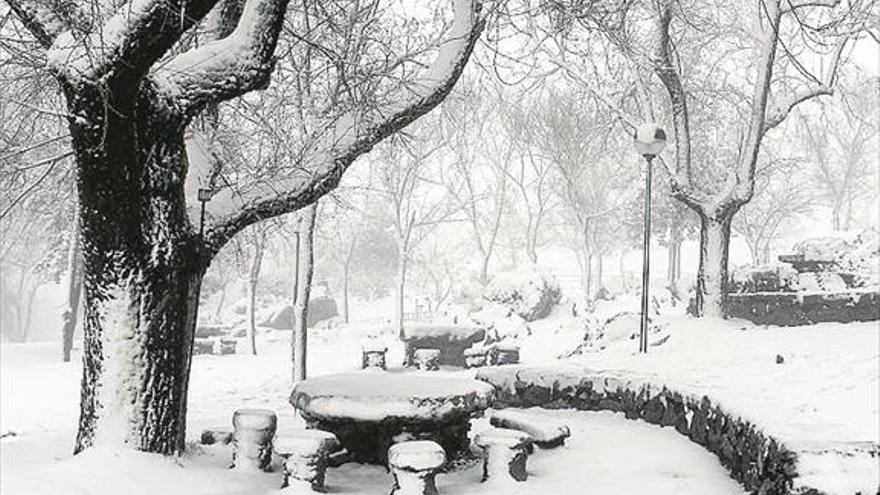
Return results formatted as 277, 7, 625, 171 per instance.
781, 0, 840, 14
155, 0, 288, 116
5, 0, 84, 48
200, 0, 486, 254
47, 0, 220, 84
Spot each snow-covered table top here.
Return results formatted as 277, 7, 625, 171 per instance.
290, 373, 496, 422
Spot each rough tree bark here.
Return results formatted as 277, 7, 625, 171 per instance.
291, 203, 316, 383
7, 0, 484, 455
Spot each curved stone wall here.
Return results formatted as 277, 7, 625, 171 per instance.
475, 367, 814, 495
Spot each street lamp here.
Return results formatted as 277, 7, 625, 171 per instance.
197, 188, 214, 238
633, 123, 666, 354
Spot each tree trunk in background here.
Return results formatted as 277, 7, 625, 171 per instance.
619, 252, 629, 292
245, 244, 264, 355
291, 204, 317, 383
762, 243, 771, 265
396, 255, 408, 336
695, 213, 733, 318
595, 254, 603, 291
62, 210, 83, 362
342, 255, 351, 324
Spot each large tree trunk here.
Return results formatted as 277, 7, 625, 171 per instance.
62, 210, 83, 362
694, 212, 733, 318
68, 83, 205, 455
245, 244, 263, 355
291, 204, 316, 383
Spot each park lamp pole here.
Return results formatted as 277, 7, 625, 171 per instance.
633, 124, 667, 354
198, 188, 214, 238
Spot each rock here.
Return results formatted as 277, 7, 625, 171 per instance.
489, 410, 570, 448
776, 354, 785, 364
474, 428, 533, 483
387, 441, 446, 495
218, 338, 237, 355
232, 408, 277, 472
200, 428, 233, 445
261, 297, 340, 330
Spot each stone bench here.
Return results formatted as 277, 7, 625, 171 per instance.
464, 344, 490, 368
231, 408, 277, 472
200, 428, 233, 445
492, 342, 520, 365
473, 428, 533, 483
388, 440, 446, 495
361, 341, 388, 370
490, 409, 570, 448
413, 348, 440, 371
274, 429, 340, 491
400, 324, 486, 367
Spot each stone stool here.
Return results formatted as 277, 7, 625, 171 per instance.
413, 349, 440, 371
193, 338, 215, 355
361, 341, 388, 370
490, 410, 570, 448
493, 343, 520, 365
231, 408, 277, 471
219, 338, 238, 355
473, 428, 533, 483
463, 345, 489, 368
274, 429, 340, 491
387, 440, 446, 495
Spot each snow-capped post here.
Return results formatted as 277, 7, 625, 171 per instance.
6, 0, 485, 457
231, 408, 277, 472
198, 188, 214, 238
633, 123, 667, 354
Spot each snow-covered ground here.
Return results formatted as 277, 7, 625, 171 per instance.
1, 308, 877, 494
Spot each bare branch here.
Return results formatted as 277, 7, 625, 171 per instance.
156, 0, 289, 116
47, 0, 221, 86
4, 0, 83, 48
201, 0, 486, 254
781, 0, 840, 14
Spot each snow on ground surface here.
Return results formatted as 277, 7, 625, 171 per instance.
1, 307, 877, 494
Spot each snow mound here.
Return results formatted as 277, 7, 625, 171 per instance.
484, 265, 561, 322
388, 440, 446, 470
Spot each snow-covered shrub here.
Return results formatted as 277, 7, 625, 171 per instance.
838, 230, 880, 287
468, 302, 531, 341
793, 236, 851, 261
484, 265, 561, 322
730, 264, 798, 293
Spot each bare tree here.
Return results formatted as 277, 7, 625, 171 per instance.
290, 203, 316, 382
4, 0, 484, 454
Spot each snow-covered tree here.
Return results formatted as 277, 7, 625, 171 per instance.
5, 0, 485, 455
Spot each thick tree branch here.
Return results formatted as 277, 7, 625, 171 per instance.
652, 0, 693, 193
5, 0, 83, 48
156, 0, 289, 117
781, 0, 840, 14
47, 0, 221, 86
201, 0, 486, 255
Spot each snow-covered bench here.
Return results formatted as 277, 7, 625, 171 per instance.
400, 324, 486, 367
361, 341, 388, 370
473, 428, 533, 483
274, 429, 340, 491
231, 408, 277, 472
387, 440, 446, 495
490, 409, 570, 448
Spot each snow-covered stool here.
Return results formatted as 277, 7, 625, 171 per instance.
473, 428, 533, 483
274, 429, 340, 491
231, 408, 277, 471
361, 341, 388, 370
194, 338, 215, 355
200, 428, 233, 445
219, 338, 238, 355
490, 410, 570, 448
493, 343, 520, 365
413, 349, 440, 371
464, 345, 490, 368
387, 440, 446, 495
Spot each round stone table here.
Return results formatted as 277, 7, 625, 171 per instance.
290, 373, 496, 464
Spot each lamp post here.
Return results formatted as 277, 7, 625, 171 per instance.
197, 188, 214, 238
633, 123, 667, 354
